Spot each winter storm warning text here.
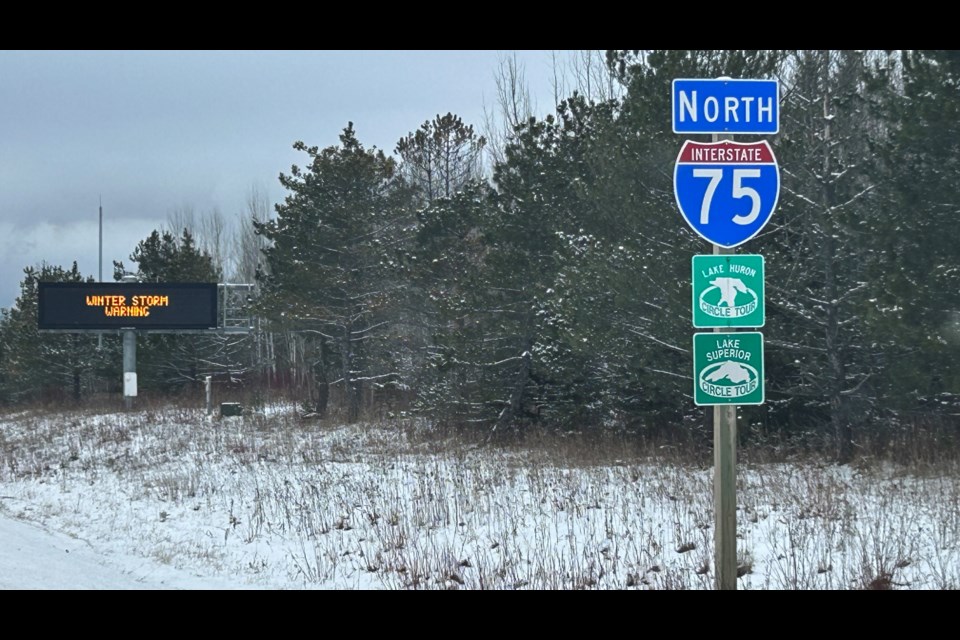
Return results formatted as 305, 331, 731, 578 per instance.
85, 295, 170, 317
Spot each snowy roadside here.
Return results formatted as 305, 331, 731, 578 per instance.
0, 508, 235, 590
2, 406, 959, 589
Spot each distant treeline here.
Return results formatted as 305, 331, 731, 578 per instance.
3, 51, 959, 462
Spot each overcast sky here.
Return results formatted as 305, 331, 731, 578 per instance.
0, 50, 559, 310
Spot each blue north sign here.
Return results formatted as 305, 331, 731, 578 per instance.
672, 79, 779, 135
674, 140, 780, 248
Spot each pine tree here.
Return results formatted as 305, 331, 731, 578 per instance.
758, 50, 894, 462
0, 262, 113, 403
414, 96, 621, 431
396, 113, 486, 204
256, 124, 414, 420
868, 51, 960, 418
113, 228, 224, 392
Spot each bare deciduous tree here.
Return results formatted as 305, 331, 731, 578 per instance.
482, 52, 536, 170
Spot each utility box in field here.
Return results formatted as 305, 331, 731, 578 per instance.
220, 402, 243, 417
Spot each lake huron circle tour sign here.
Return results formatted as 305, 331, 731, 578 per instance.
692, 254, 764, 328
37, 282, 218, 330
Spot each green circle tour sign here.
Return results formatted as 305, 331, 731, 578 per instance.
692, 254, 764, 328
693, 332, 764, 406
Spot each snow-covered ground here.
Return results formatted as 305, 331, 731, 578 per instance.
0, 511, 236, 589
1, 404, 958, 589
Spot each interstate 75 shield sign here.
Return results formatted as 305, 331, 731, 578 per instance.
674, 140, 779, 249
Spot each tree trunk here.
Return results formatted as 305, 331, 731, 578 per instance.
824, 231, 852, 464
313, 337, 329, 417
496, 334, 533, 433
342, 326, 361, 422
316, 380, 329, 417
820, 51, 853, 464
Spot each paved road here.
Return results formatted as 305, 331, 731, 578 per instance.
0, 511, 229, 590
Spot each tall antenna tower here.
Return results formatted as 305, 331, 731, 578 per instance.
98, 196, 103, 350
99, 195, 103, 283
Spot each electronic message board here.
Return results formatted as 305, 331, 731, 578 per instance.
38, 282, 218, 330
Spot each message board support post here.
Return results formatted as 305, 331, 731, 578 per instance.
205, 375, 213, 416
123, 328, 137, 409
120, 274, 138, 409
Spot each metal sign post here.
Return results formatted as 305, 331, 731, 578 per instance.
673, 77, 778, 590
711, 132, 737, 591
